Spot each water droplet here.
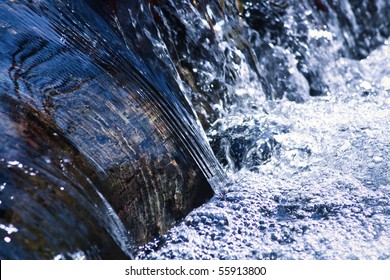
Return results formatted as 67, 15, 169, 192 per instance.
339, 141, 351, 151
7, 161, 19, 166
360, 81, 372, 90
372, 156, 383, 163
0, 224, 18, 234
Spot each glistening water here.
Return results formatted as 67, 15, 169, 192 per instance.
1, 0, 389, 259
136, 43, 390, 260
134, 1, 390, 259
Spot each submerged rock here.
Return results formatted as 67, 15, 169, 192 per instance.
0, 96, 132, 259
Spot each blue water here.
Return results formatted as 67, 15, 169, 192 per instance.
1, 0, 389, 259
134, 0, 390, 258
137, 42, 390, 260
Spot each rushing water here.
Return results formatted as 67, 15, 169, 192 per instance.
135, 42, 390, 260
135, 1, 390, 259
1, 0, 389, 259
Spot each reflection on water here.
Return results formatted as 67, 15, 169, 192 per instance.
1, 0, 389, 259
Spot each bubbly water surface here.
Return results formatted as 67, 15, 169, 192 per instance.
136, 41, 390, 260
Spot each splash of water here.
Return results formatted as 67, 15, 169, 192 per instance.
136, 0, 390, 259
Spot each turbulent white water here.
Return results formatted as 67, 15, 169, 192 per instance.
136, 41, 390, 259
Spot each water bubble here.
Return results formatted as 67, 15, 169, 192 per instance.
0, 224, 18, 234
372, 156, 383, 163
360, 81, 372, 91
7, 160, 19, 166
60, 36, 66, 44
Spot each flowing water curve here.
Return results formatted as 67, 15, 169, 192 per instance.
1, 0, 389, 259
